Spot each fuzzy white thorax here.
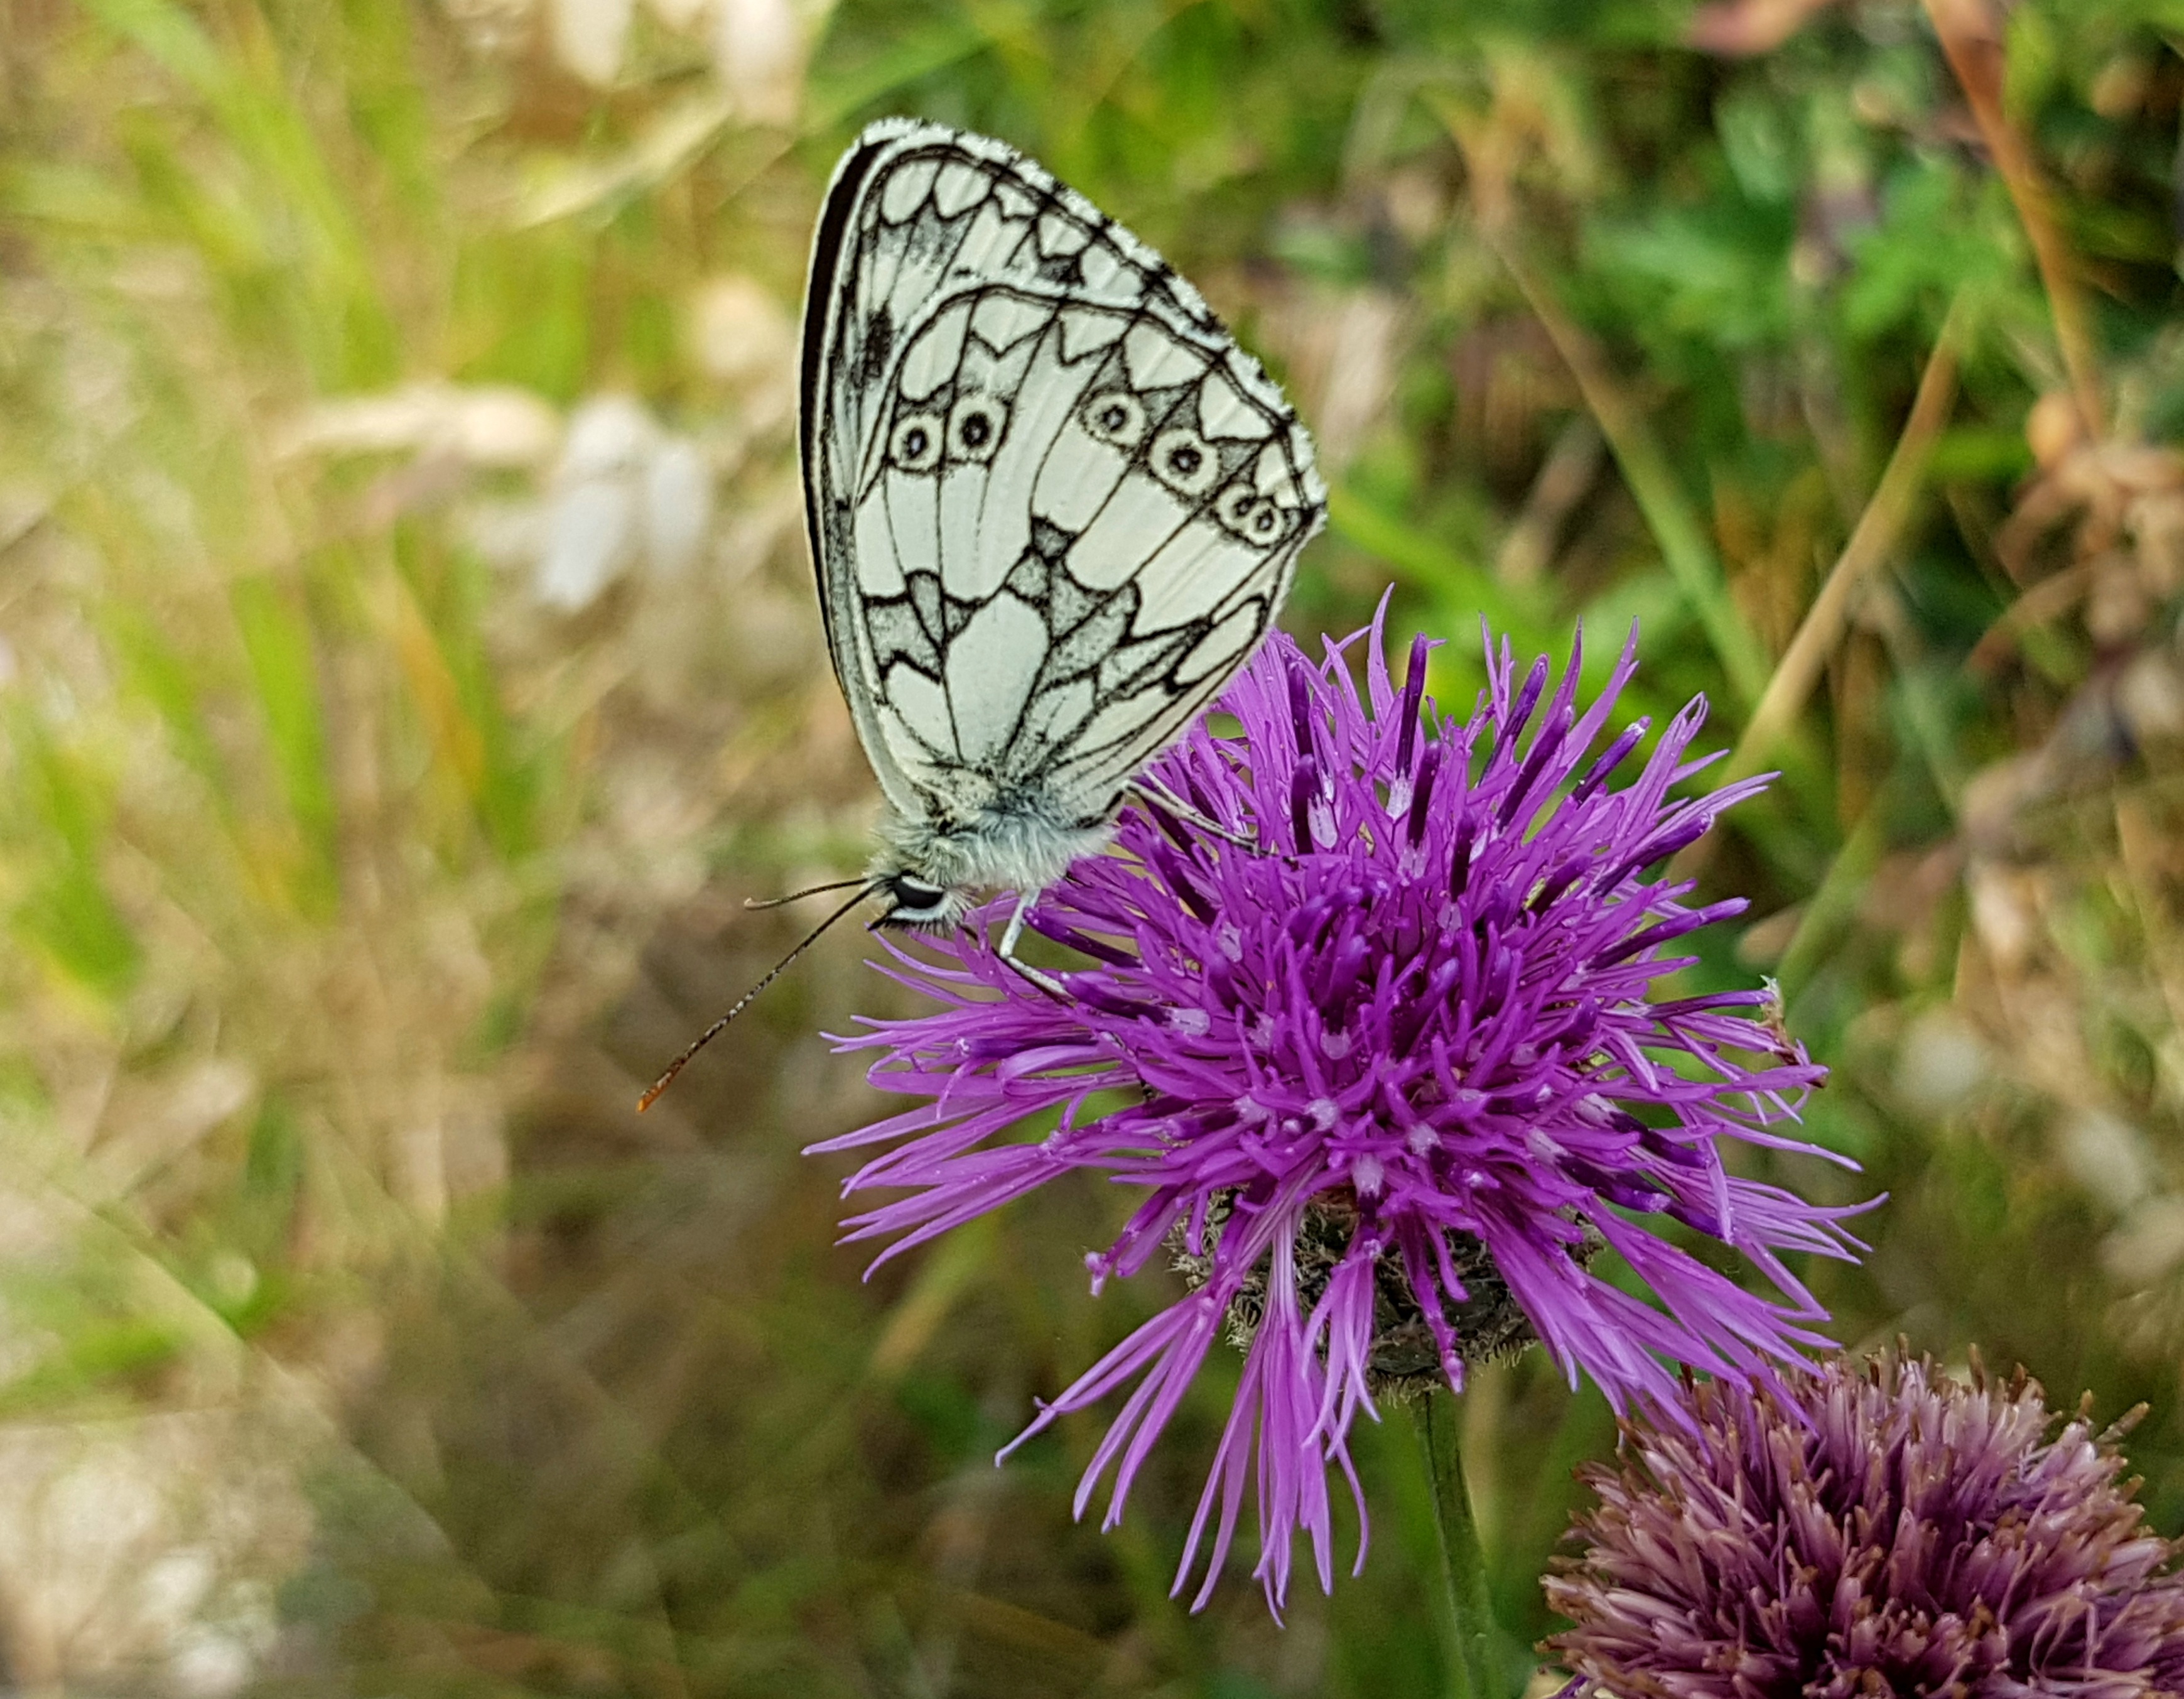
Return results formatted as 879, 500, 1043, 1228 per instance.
868, 798, 1116, 924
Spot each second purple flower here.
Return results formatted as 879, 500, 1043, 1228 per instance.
814, 606, 1871, 1612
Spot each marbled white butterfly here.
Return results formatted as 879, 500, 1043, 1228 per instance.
641, 119, 1324, 1108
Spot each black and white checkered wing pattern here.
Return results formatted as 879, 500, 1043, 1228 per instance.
800, 119, 1324, 828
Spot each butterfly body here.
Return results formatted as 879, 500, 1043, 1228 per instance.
800, 119, 1326, 936
867, 803, 1115, 931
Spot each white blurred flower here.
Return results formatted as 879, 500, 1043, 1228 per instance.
143, 1551, 271, 1698
2060, 1105, 2157, 1213
712, 0, 825, 124
535, 396, 716, 611
2103, 1195, 2184, 1288
530, 0, 833, 112
171, 1627, 258, 1699
285, 384, 714, 613
1894, 1007, 1989, 1116
537, 480, 637, 611
549, 0, 635, 85
0, 1412, 310, 1695
562, 393, 659, 478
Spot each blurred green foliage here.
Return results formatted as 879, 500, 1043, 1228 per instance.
3, 0, 2184, 1693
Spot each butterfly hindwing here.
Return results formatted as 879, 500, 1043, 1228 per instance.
802, 119, 1324, 833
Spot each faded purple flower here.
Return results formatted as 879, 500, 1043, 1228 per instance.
1546, 1351, 2184, 1695
813, 607, 1867, 1613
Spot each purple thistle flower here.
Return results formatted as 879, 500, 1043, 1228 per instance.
812, 605, 1869, 1614
1545, 1351, 2184, 1695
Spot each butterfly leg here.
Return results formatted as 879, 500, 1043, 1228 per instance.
998, 889, 1033, 958
1126, 779, 1280, 860
997, 890, 1068, 999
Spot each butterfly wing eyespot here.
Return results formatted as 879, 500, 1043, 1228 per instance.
1082, 390, 1148, 448
1150, 427, 1219, 497
889, 412, 945, 472
1245, 500, 1294, 545
1213, 482, 1260, 536
947, 395, 1007, 463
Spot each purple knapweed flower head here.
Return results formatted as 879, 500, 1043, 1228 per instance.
813, 605, 1869, 1614
1546, 1350, 2184, 1695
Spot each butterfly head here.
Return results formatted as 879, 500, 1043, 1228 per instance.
873, 870, 974, 931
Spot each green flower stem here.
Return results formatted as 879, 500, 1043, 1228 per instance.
1412, 1387, 1503, 1699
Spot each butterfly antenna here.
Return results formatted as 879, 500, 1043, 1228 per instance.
636, 883, 879, 1112
743, 875, 873, 911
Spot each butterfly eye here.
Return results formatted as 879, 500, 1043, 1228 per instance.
947, 396, 1007, 462
1213, 483, 1260, 536
1082, 391, 1147, 448
1150, 428, 1219, 497
889, 412, 944, 473
880, 872, 961, 928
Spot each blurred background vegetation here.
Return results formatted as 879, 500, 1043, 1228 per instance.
3, 0, 2184, 1691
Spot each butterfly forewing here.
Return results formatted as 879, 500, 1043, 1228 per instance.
801, 119, 1324, 840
